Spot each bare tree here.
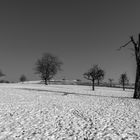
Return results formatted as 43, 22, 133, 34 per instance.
0, 70, 5, 77
35, 53, 63, 85
20, 75, 27, 83
119, 73, 129, 91
0, 70, 5, 83
108, 78, 114, 87
83, 65, 105, 90
96, 69, 105, 86
119, 34, 140, 98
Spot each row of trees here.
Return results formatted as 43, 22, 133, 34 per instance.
35, 33, 140, 99
0, 34, 140, 99
83, 65, 129, 91
34, 53, 129, 91
0, 53, 130, 91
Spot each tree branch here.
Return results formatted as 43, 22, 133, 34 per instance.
130, 36, 137, 47
130, 36, 138, 62
83, 75, 92, 81
117, 40, 132, 51
139, 34, 140, 48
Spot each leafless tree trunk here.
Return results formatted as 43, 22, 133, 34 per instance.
44, 78, 48, 85
92, 79, 95, 90
132, 34, 140, 98
134, 66, 140, 97
123, 81, 125, 91
119, 34, 140, 99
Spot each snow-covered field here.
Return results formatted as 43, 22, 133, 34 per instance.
0, 83, 140, 139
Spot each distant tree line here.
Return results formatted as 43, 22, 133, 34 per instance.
1, 33, 140, 99
33, 53, 131, 92
0, 53, 133, 94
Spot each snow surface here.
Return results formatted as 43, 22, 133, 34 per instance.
0, 83, 140, 139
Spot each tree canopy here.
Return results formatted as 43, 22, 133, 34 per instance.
83, 65, 105, 90
35, 53, 63, 85
119, 73, 129, 90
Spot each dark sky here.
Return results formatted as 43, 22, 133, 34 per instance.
0, 0, 139, 82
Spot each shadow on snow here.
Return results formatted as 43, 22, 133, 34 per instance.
16, 88, 133, 99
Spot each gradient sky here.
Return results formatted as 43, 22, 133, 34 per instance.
0, 0, 139, 83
